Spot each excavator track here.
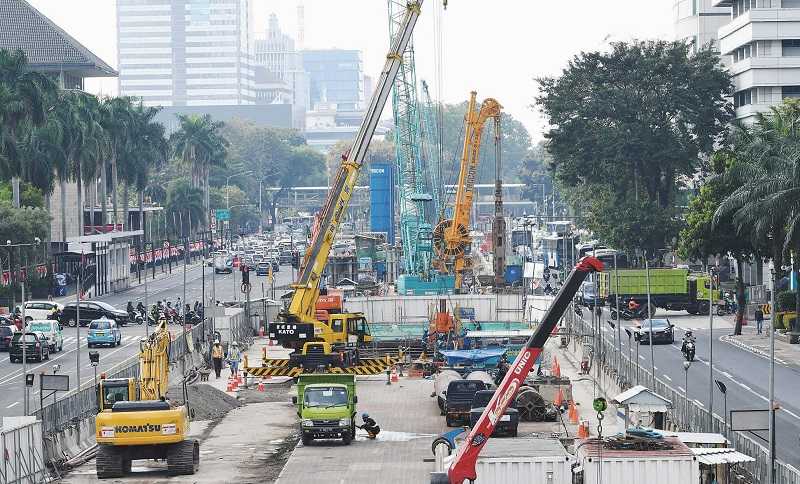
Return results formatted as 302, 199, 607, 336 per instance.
245, 356, 402, 378
96, 445, 125, 479
167, 439, 199, 476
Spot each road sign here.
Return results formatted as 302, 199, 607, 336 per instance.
730, 409, 771, 431
40, 374, 69, 392
216, 209, 230, 221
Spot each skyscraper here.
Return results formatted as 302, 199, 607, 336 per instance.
116, 0, 254, 107
302, 49, 363, 110
673, 0, 730, 54
253, 13, 307, 130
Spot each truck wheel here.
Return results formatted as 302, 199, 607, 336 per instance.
610, 310, 618, 320
342, 432, 352, 445
351, 422, 356, 439
96, 445, 124, 479
167, 440, 199, 476
301, 434, 312, 446
122, 458, 132, 474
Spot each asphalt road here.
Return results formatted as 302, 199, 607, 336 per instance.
0, 261, 295, 417
594, 308, 800, 468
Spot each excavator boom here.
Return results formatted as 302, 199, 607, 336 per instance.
445, 256, 604, 483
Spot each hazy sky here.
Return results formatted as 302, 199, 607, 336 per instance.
27, 0, 675, 141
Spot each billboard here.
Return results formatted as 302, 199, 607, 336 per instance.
369, 163, 395, 244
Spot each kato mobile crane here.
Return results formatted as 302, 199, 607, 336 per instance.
256, 1, 424, 378
433, 92, 502, 290
94, 319, 198, 478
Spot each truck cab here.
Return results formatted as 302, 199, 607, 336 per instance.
445, 380, 487, 427
293, 374, 357, 446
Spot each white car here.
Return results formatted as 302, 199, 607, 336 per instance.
18, 301, 63, 321
26, 319, 64, 352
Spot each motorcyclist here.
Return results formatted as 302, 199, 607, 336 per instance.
136, 301, 146, 316
126, 301, 135, 316
358, 413, 381, 439
628, 298, 641, 313
682, 331, 696, 354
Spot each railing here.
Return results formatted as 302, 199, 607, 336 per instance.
33, 315, 252, 436
571, 311, 800, 484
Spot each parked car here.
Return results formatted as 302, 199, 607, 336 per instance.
638, 318, 675, 345
26, 319, 64, 352
469, 390, 519, 437
60, 301, 129, 328
87, 318, 122, 348
10, 332, 49, 362
0, 325, 14, 351
17, 301, 63, 321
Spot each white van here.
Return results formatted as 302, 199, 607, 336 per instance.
19, 301, 63, 321
26, 319, 64, 352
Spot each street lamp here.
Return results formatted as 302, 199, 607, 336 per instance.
624, 328, 633, 384
5, 237, 42, 415
715, 379, 728, 434
683, 360, 692, 431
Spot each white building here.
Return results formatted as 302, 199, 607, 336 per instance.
713, 0, 800, 122
674, 0, 731, 53
116, 0, 255, 106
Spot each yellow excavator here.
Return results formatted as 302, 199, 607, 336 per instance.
94, 320, 198, 478
254, 1, 425, 378
433, 92, 502, 289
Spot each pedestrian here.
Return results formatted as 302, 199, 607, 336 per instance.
211, 340, 224, 378
755, 307, 764, 335
228, 341, 241, 378
357, 413, 381, 439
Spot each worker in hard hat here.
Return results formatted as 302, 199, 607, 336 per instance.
357, 413, 381, 439
228, 341, 241, 378
211, 340, 224, 379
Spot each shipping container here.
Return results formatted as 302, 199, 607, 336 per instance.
472, 438, 573, 484
574, 437, 699, 484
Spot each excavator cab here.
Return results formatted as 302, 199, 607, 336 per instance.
97, 378, 137, 411
327, 314, 372, 346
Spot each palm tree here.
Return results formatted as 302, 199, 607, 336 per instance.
66, 93, 107, 236
100, 97, 134, 228
165, 179, 204, 237
0, 49, 57, 207
170, 114, 228, 230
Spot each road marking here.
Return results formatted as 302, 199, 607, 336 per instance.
663, 375, 672, 382
6, 402, 19, 409
739, 383, 752, 392
639, 355, 645, 360
695, 399, 705, 408
678, 386, 685, 393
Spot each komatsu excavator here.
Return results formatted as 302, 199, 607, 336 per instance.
254, 1, 425, 379
94, 320, 198, 478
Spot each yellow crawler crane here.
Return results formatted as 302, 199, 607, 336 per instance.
433, 92, 502, 289
255, 2, 425, 378
94, 320, 198, 478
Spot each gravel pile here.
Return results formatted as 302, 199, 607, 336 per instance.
166, 383, 242, 421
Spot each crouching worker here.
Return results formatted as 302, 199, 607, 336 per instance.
358, 413, 381, 439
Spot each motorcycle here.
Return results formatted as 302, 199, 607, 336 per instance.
129, 310, 144, 325
682, 339, 696, 361
610, 305, 648, 321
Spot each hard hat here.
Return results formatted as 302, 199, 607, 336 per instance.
214, 339, 220, 344
362, 412, 369, 419
231, 341, 238, 346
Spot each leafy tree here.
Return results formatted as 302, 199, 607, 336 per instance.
536, 41, 732, 252
0, 200, 50, 261
165, 179, 204, 236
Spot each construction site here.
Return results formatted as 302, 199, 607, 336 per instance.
0, 2, 779, 484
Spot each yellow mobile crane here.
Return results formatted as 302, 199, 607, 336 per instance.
254, 1, 425, 378
94, 320, 198, 478
433, 92, 502, 289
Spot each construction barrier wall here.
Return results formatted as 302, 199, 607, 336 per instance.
1, 417, 46, 484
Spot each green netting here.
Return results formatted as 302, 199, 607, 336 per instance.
369, 321, 531, 341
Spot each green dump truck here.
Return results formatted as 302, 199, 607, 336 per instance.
599, 268, 719, 316
292, 374, 357, 445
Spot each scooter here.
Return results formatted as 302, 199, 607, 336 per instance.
682, 340, 695, 361
610, 306, 648, 321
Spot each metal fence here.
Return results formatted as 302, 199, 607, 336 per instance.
0, 420, 47, 484
33, 313, 252, 436
571, 311, 800, 484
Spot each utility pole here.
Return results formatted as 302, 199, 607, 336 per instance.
491, 119, 505, 290
769, 262, 776, 484
645, 256, 654, 387
708, 265, 715, 425
22, 280, 28, 415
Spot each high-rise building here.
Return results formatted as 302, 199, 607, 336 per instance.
253, 13, 307, 130
712, 0, 799, 122
116, 0, 255, 107
302, 49, 363, 110
673, 0, 731, 53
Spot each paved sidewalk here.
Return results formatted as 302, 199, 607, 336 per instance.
721, 323, 800, 367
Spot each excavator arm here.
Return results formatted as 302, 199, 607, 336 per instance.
433, 92, 502, 288
138, 319, 171, 401
444, 256, 604, 483
283, 1, 424, 326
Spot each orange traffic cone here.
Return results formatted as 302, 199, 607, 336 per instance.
391, 366, 399, 383
577, 420, 589, 439
569, 401, 579, 424
226, 379, 235, 392
554, 388, 563, 407
258, 379, 265, 392
552, 358, 561, 378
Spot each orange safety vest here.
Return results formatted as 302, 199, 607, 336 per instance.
212, 345, 223, 359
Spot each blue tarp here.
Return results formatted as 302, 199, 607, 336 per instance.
438, 348, 507, 367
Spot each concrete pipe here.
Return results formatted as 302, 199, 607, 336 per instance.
464, 370, 494, 389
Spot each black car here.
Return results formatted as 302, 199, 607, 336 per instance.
445, 380, 488, 427
10, 332, 49, 362
470, 390, 519, 437
60, 301, 130, 328
0, 325, 14, 351
638, 319, 675, 345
